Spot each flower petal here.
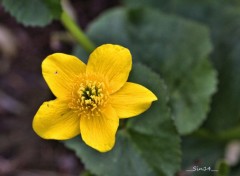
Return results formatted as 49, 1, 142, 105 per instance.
33, 99, 80, 139
110, 82, 158, 118
42, 53, 86, 98
86, 44, 132, 94
80, 105, 119, 152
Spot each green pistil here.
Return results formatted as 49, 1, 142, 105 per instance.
82, 87, 99, 101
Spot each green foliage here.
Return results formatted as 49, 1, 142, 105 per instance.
84, 7, 217, 135
123, 0, 222, 18
123, 0, 240, 136
172, 58, 217, 135
204, 7, 240, 133
1, 0, 62, 26
65, 63, 181, 176
215, 160, 230, 176
120, 0, 240, 174
42, 0, 62, 19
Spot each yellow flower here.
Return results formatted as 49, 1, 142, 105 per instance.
33, 44, 157, 152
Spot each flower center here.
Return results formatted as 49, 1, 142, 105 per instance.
69, 76, 109, 117
78, 81, 105, 111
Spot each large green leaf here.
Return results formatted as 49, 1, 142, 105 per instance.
124, 0, 240, 136
1, 0, 62, 26
64, 63, 181, 176
84, 7, 216, 134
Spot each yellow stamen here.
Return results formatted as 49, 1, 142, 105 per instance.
69, 75, 109, 117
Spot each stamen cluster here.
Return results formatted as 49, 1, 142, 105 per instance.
69, 77, 109, 117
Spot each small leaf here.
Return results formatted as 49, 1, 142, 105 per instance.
64, 63, 181, 176
1, 0, 62, 27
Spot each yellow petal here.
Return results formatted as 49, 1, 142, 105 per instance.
110, 82, 157, 118
42, 53, 86, 98
86, 44, 132, 94
80, 105, 119, 152
33, 99, 80, 140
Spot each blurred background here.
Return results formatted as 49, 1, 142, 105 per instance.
0, 0, 118, 175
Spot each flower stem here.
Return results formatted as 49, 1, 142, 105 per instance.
61, 11, 95, 53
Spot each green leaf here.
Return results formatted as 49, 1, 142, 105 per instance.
64, 63, 181, 176
1, 0, 62, 26
85, 7, 216, 134
43, 0, 62, 19
172, 58, 217, 134
123, 0, 240, 136
122, 0, 238, 22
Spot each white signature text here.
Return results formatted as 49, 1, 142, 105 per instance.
186, 166, 218, 172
